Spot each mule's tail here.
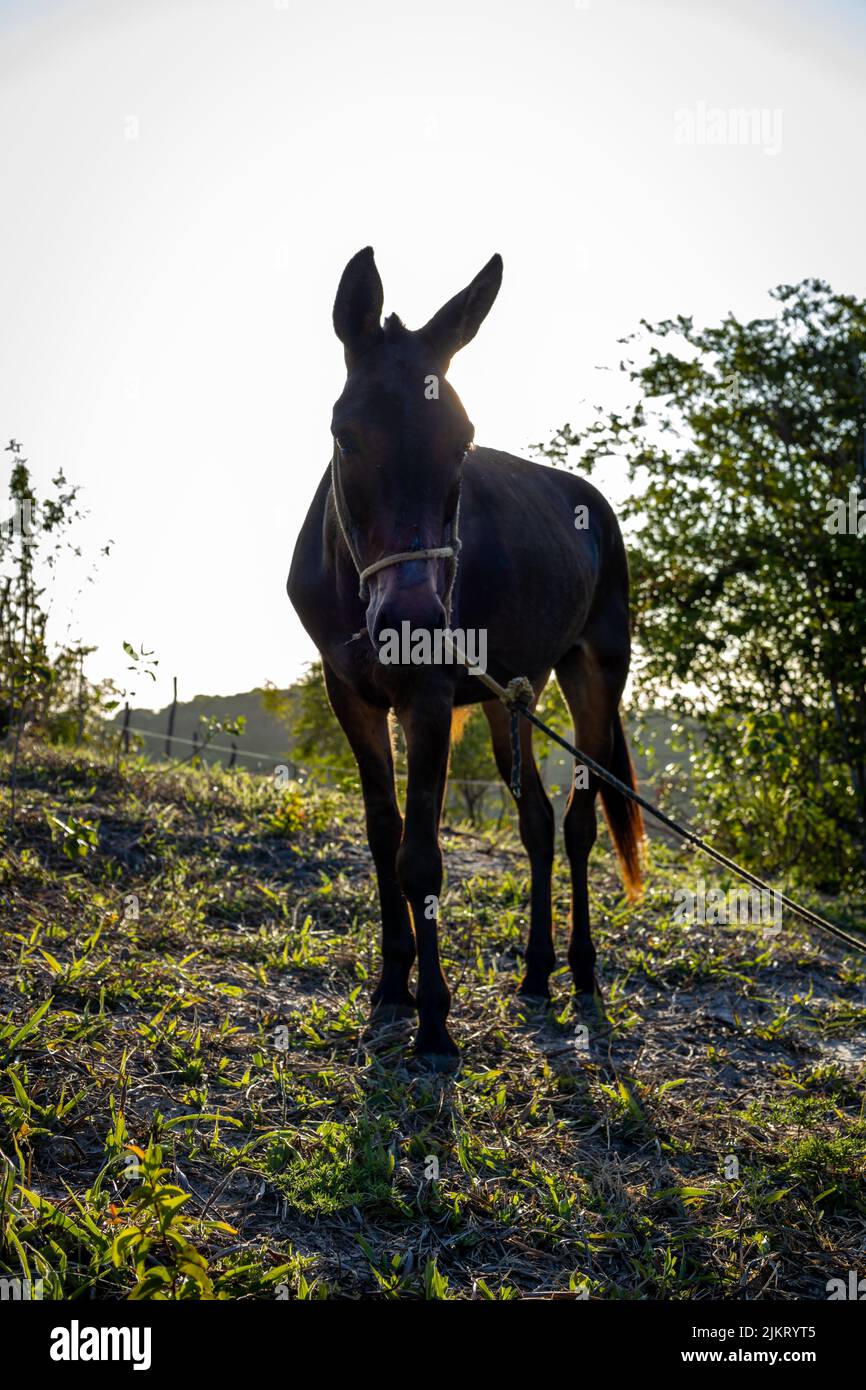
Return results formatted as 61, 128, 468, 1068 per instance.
599, 710, 645, 899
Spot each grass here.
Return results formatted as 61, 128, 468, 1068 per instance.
0, 737, 864, 1300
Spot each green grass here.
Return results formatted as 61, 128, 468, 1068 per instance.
0, 738, 864, 1300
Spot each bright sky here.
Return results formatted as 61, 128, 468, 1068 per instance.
2, 0, 865, 708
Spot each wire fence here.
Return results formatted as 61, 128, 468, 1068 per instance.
121, 720, 510, 789
118, 722, 539, 834
117, 695, 674, 838
116, 710, 597, 830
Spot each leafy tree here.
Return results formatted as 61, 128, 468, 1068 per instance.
535, 279, 866, 890
1, 441, 113, 804
448, 708, 497, 823
279, 661, 360, 787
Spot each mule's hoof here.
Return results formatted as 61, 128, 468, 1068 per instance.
414, 1023, 459, 1070
363, 1004, 416, 1053
369, 1002, 417, 1024
518, 981, 552, 1005
575, 990, 607, 1024
414, 1049, 460, 1074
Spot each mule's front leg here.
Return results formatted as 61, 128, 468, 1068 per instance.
322, 664, 416, 1016
396, 693, 456, 1061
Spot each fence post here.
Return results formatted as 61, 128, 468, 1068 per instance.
75, 650, 85, 747
229, 740, 237, 769
164, 676, 177, 758
122, 702, 130, 754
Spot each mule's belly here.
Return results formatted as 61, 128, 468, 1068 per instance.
448, 536, 598, 696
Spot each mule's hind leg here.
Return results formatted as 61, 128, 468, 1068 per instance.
482, 689, 556, 999
555, 642, 627, 999
323, 663, 416, 1016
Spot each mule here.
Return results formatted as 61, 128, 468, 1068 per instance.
287, 248, 644, 1064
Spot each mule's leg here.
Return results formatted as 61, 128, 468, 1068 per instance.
395, 689, 455, 1059
482, 686, 556, 998
323, 664, 416, 1015
555, 641, 627, 999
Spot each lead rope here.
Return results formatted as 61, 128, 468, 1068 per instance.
509, 706, 522, 797
439, 634, 866, 958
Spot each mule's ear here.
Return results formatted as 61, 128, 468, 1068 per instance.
333, 247, 384, 367
420, 254, 503, 367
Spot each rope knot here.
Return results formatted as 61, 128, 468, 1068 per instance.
503, 675, 533, 800
504, 675, 534, 708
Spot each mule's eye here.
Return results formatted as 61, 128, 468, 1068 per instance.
335, 433, 358, 454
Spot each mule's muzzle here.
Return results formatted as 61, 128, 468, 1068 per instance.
367, 571, 448, 654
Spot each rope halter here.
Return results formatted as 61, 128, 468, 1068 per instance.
329, 451, 463, 620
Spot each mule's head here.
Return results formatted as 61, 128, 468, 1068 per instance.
330, 247, 502, 646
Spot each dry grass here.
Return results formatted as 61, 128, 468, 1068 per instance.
0, 739, 864, 1300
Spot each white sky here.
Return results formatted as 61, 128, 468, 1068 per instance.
2, 0, 865, 708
